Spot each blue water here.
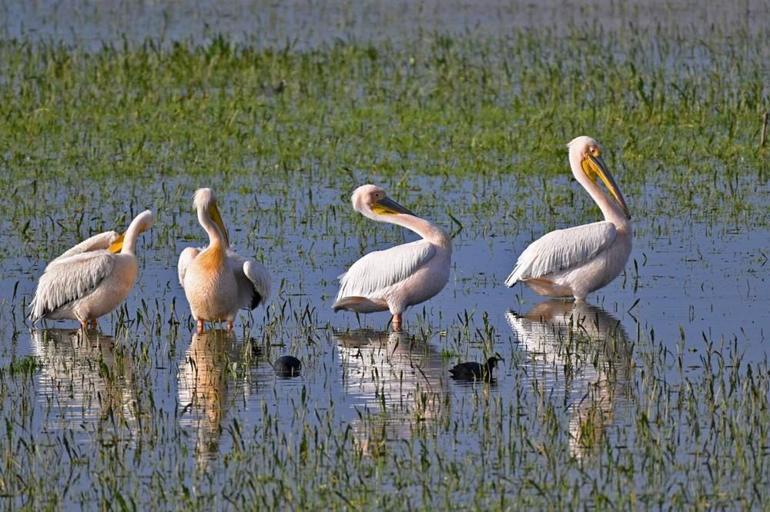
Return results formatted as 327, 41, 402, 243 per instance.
0, 170, 767, 482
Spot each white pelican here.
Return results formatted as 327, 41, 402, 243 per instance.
505, 136, 632, 300
333, 185, 452, 331
30, 210, 154, 329
178, 188, 271, 333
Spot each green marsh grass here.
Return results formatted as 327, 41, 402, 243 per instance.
0, 22, 769, 510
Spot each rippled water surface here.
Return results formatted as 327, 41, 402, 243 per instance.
1, 168, 768, 506
3, 0, 769, 50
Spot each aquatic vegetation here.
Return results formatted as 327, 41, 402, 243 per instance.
0, 6, 769, 509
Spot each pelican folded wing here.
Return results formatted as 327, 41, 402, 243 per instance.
49, 231, 120, 267
336, 239, 436, 301
240, 257, 272, 309
31, 251, 116, 320
506, 221, 616, 286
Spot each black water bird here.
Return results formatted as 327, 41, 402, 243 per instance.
274, 355, 302, 377
449, 354, 504, 381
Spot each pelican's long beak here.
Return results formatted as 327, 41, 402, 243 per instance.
372, 196, 415, 216
209, 203, 230, 245
108, 233, 125, 253
586, 155, 631, 220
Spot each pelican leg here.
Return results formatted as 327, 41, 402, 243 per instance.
391, 313, 403, 332
89, 319, 98, 329
226, 320, 234, 332
196, 319, 206, 334
79, 319, 89, 330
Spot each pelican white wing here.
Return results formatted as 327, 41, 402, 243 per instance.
336, 239, 435, 300
238, 256, 271, 309
177, 247, 201, 287
50, 231, 120, 266
30, 251, 116, 320
505, 221, 616, 286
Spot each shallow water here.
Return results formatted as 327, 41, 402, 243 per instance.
0, 0, 769, 507
2, 0, 769, 50
0, 167, 768, 506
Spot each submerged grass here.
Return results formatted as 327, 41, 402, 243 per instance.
2, 321, 769, 509
0, 21, 769, 511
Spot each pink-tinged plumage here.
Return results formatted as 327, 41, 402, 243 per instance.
506, 136, 632, 301
30, 210, 154, 329
333, 184, 452, 331
178, 188, 271, 333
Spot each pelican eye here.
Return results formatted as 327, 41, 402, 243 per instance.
589, 146, 601, 158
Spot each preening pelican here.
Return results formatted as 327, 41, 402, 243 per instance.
333, 185, 451, 331
505, 136, 632, 300
178, 188, 271, 333
30, 210, 154, 329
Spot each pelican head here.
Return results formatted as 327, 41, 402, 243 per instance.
131, 210, 155, 233
194, 188, 229, 245
112, 209, 153, 255
108, 212, 153, 254
568, 136, 631, 220
351, 184, 415, 222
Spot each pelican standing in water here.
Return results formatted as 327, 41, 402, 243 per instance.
333, 185, 451, 331
30, 210, 155, 329
178, 188, 271, 333
505, 136, 632, 301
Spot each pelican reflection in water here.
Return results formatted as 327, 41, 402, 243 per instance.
178, 330, 249, 466
334, 329, 445, 454
31, 329, 138, 434
506, 301, 633, 457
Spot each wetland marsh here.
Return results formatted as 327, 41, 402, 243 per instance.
1, 0, 770, 509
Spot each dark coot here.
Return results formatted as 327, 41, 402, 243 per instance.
449, 354, 503, 381
274, 355, 302, 377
